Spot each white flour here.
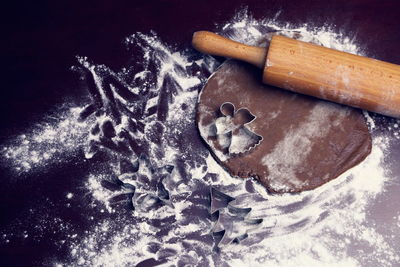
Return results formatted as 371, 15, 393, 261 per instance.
2, 9, 400, 267
1, 106, 91, 174
261, 102, 349, 191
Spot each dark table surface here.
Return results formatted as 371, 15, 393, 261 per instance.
1, 1, 400, 266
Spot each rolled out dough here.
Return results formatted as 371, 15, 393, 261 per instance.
197, 60, 372, 193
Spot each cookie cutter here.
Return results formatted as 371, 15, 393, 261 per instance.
213, 102, 263, 156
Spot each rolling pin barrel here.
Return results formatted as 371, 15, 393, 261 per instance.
264, 35, 400, 118
192, 31, 400, 118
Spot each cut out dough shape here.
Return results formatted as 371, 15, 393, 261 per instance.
197, 60, 372, 193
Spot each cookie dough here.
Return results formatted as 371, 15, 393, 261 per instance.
197, 60, 372, 193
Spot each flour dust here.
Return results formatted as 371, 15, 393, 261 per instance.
1, 106, 91, 174
1, 9, 400, 267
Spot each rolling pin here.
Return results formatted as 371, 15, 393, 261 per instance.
192, 31, 400, 118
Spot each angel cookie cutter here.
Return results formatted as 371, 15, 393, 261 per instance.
213, 102, 263, 156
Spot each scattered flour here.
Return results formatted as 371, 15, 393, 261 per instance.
262, 102, 349, 191
1, 9, 399, 267
1, 106, 91, 174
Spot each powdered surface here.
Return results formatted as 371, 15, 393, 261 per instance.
1, 10, 400, 267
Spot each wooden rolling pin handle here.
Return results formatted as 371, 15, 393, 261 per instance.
192, 31, 267, 68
